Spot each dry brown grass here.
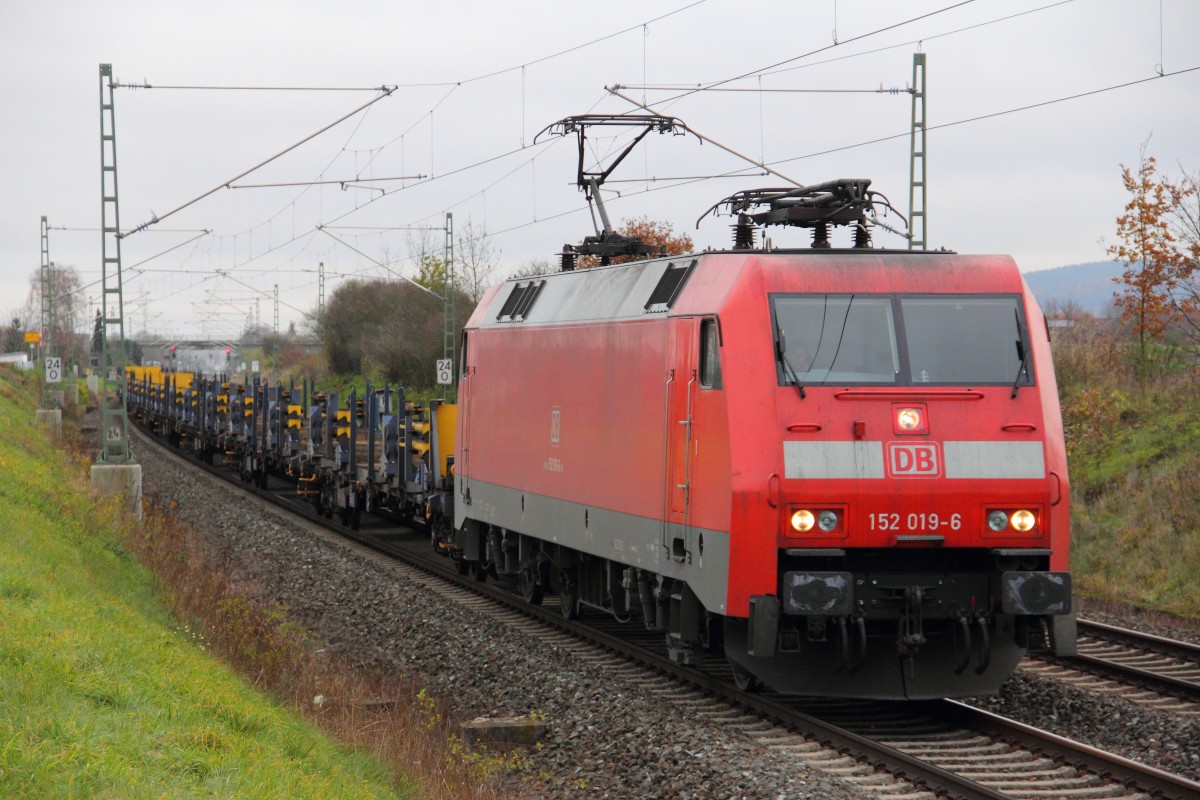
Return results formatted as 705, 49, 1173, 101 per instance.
123, 499, 513, 800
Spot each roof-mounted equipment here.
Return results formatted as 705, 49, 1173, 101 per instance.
700, 179, 908, 250
536, 114, 698, 266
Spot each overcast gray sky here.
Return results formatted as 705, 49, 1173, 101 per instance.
3, 0, 1197, 340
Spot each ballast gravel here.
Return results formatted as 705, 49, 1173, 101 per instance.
132, 439, 864, 800
127, 430, 1200, 797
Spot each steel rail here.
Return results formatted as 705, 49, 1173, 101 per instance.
941, 700, 1200, 800
1031, 618, 1200, 703
1077, 618, 1200, 661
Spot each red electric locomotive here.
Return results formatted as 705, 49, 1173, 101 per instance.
451, 176, 1074, 699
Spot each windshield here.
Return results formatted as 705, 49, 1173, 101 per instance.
772, 294, 1032, 387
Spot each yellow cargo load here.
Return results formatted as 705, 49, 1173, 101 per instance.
433, 402, 457, 479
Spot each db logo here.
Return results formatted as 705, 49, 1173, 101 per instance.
886, 442, 942, 478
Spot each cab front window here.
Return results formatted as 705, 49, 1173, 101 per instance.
770, 293, 1032, 387
772, 296, 898, 385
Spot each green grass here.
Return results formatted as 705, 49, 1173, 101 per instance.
0, 371, 412, 799
1057, 338, 1200, 617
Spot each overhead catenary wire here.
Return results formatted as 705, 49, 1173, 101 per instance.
121, 87, 397, 238
48, 226, 209, 234
606, 87, 805, 187
228, 175, 427, 190
213, 270, 310, 315
317, 227, 443, 300
113, 82, 396, 91
126, 231, 212, 270
761, 64, 1200, 170
640, 0, 980, 107
455, 0, 710, 87
616, 85, 914, 94
749, 0, 1079, 82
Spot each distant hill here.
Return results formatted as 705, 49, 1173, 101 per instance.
1022, 261, 1123, 314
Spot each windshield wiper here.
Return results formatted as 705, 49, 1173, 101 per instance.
775, 326, 806, 399
1011, 310, 1029, 398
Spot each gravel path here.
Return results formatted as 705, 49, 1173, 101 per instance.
112, 418, 1200, 797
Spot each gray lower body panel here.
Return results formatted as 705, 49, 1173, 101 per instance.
460, 479, 731, 615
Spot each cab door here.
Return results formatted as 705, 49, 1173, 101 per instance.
456, 330, 473, 520
665, 317, 699, 561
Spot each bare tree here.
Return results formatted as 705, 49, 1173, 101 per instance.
1168, 170, 1200, 341
404, 227, 450, 295
25, 263, 87, 368
506, 258, 558, 280
456, 219, 500, 304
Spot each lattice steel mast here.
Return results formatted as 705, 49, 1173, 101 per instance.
40, 216, 56, 408
443, 211, 455, 401
318, 261, 325, 319
908, 53, 927, 250
98, 63, 134, 463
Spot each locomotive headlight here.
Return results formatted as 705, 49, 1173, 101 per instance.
791, 509, 815, 532
817, 510, 839, 532
987, 510, 1009, 531
893, 403, 929, 435
1011, 509, 1036, 532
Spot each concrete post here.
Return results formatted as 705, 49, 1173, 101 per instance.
35, 409, 63, 441
90, 463, 143, 518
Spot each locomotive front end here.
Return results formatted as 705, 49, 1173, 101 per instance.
723, 253, 1074, 699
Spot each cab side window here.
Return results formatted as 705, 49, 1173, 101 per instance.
700, 318, 721, 389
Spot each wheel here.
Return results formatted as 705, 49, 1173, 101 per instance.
456, 559, 471, 576
350, 502, 362, 531
518, 564, 544, 605
729, 661, 760, 693
472, 561, 491, 583
699, 613, 723, 653
320, 485, 335, 519
558, 574, 579, 620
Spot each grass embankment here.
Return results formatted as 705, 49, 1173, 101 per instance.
1056, 327, 1200, 617
0, 372, 413, 798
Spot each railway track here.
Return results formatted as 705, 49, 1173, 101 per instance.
131, 422, 1200, 800
1022, 619, 1200, 717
